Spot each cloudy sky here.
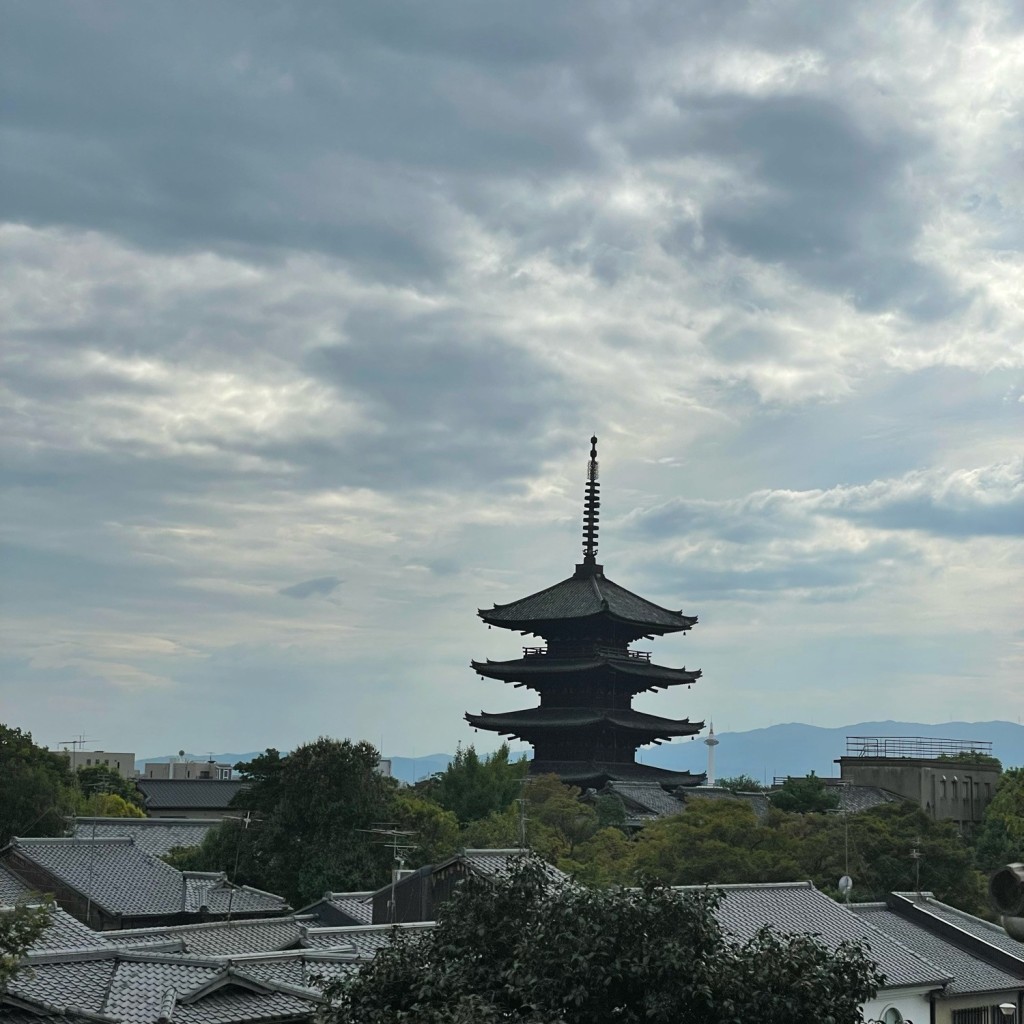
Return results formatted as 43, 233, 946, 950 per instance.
2, 1, 1022, 767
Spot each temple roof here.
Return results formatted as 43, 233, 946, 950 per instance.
531, 760, 705, 789
471, 656, 701, 687
465, 706, 703, 738
478, 570, 697, 635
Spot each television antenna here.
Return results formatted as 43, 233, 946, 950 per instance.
222, 810, 263, 920
359, 825, 418, 923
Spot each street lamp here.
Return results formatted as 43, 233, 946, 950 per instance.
997, 1004, 1016, 1020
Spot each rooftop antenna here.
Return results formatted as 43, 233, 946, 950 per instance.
359, 826, 418, 923
577, 435, 601, 575
910, 839, 922, 892
703, 721, 719, 787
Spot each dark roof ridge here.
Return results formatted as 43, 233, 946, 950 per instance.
0, 990, 120, 1023
71, 816, 222, 825
887, 892, 1024, 972
13, 836, 135, 846
303, 921, 435, 934
104, 913, 315, 939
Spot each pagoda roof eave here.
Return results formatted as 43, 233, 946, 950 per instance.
465, 707, 704, 739
478, 571, 696, 635
530, 760, 706, 789
471, 658, 701, 685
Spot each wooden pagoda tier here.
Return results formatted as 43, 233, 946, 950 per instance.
467, 436, 706, 792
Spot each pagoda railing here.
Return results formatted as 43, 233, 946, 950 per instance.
522, 646, 652, 663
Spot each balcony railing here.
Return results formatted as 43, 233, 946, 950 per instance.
522, 646, 651, 663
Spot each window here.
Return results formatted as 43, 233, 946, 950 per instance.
881, 1007, 903, 1024
952, 1007, 994, 1024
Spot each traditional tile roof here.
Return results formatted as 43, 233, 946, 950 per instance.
299, 921, 434, 958
479, 571, 696, 634
104, 915, 317, 956
297, 890, 374, 926
472, 655, 701, 687
601, 781, 686, 825
832, 785, 901, 814
854, 902, 1022, 996
71, 817, 220, 856
19, 905, 117, 953
890, 891, 1024, 960
135, 780, 250, 811
3, 838, 287, 920
7, 950, 322, 1024
0, 862, 34, 903
530, 759, 704, 788
458, 848, 568, 884
676, 881, 951, 990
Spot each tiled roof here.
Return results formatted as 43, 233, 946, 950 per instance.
105, 915, 315, 956
479, 572, 696, 634
71, 817, 220, 856
23, 905, 117, 953
135, 780, 250, 810
8, 950, 322, 1024
677, 882, 951, 990
4, 838, 287, 919
300, 922, 434, 958
225, 951, 357, 989
602, 781, 686, 825
854, 903, 1022, 996
833, 785, 901, 814
683, 788, 772, 822
467, 706, 702, 737
891, 892, 1024, 960
0, 862, 34, 902
324, 891, 374, 925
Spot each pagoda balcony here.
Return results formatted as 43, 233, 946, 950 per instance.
521, 645, 652, 663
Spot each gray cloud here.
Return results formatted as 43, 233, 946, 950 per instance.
278, 576, 342, 599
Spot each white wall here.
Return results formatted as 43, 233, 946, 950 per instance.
863, 987, 934, 1023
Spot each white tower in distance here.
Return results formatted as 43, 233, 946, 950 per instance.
704, 721, 720, 787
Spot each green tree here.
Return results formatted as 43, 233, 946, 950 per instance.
77, 792, 146, 818
426, 743, 528, 824
324, 856, 883, 1024
769, 772, 840, 813
718, 774, 767, 793
973, 766, 1024, 872
393, 792, 461, 867
0, 724, 77, 846
176, 738, 399, 906
74, 764, 143, 807
937, 751, 1002, 769
1, 903, 53, 991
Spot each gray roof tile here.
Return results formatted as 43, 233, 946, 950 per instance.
677, 882, 950, 990
71, 817, 220, 856
105, 915, 314, 956
300, 922, 433, 958
891, 892, 1024, 960
0, 863, 34, 903
480, 572, 696, 633
324, 891, 373, 925
855, 903, 1022, 996
5, 838, 286, 919
135, 780, 250, 811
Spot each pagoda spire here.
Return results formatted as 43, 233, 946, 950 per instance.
578, 435, 601, 576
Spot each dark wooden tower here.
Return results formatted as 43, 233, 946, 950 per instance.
466, 437, 705, 790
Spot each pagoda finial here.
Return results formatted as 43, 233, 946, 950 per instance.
582, 435, 600, 564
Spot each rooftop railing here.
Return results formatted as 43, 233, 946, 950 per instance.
522, 646, 652, 662
845, 736, 994, 759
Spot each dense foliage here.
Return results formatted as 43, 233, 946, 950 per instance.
0, 724, 78, 845
0, 903, 53, 991
324, 856, 883, 1024
973, 766, 1024, 872
175, 738, 401, 906
423, 743, 528, 824
769, 772, 840, 813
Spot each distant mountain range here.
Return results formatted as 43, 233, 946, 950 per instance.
139, 719, 1024, 786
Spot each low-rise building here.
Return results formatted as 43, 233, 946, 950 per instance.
56, 747, 136, 778
135, 778, 251, 819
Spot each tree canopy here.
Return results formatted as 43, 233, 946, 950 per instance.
1, 903, 53, 991
0, 724, 77, 846
424, 743, 528, 824
324, 856, 883, 1024
769, 772, 840, 813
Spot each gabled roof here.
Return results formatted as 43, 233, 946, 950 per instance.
7, 904, 117, 954
8, 949, 323, 1024
297, 890, 374, 926
889, 891, 1024, 961
135, 779, 250, 811
677, 881, 951, 991
71, 817, 220, 856
530, 759, 704, 788
601, 781, 686, 824
854, 901, 1023, 996
3, 837, 288, 920
104, 914, 318, 956
479, 571, 696, 635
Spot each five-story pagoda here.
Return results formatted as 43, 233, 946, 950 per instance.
467, 437, 706, 790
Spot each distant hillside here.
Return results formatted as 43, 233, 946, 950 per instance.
140, 721, 1024, 787
644, 720, 1024, 783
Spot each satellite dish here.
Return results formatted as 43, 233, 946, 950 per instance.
838, 875, 853, 897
